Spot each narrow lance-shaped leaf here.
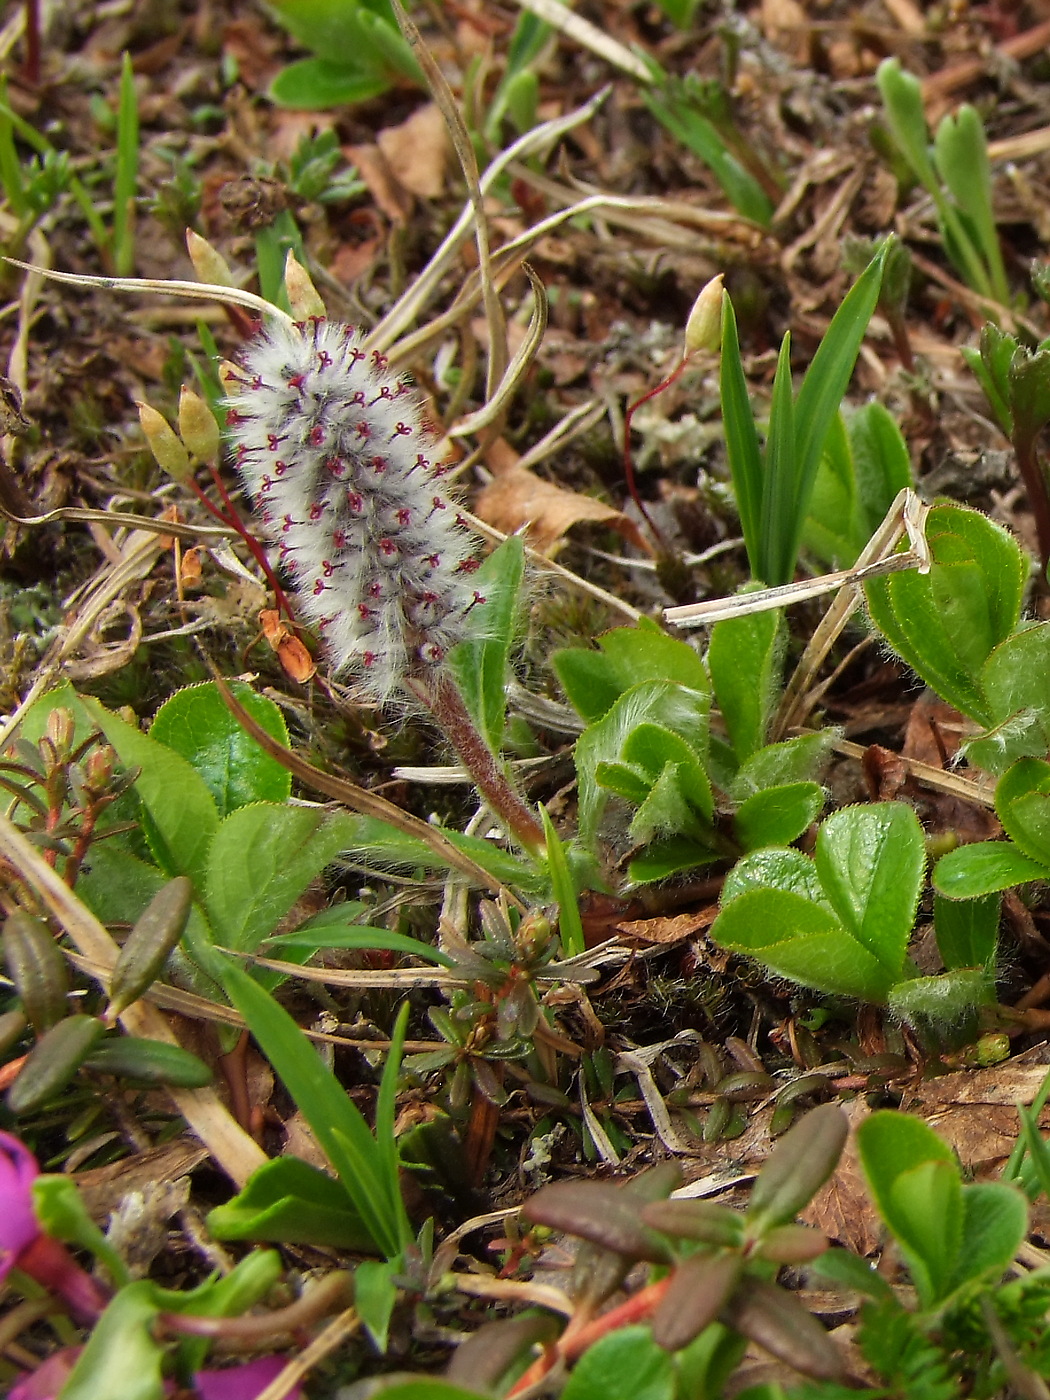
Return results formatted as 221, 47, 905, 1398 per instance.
787, 245, 885, 574
762, 331, 797, 586
720, 294, 764, 576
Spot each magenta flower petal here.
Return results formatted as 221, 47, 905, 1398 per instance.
8, 1346, 79, 1400
194, 1355, 300, 1400
0, 1130, 41, 1282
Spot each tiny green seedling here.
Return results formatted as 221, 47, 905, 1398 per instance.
877, 57, 1009, 307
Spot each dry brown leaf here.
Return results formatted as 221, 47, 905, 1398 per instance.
615, 907, 718, 946
377, 103, 449, 200
801, 1099, 883, 1256
475, 464, 648, 556
902, 1051, 1050, 1176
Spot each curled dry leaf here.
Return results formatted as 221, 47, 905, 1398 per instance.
475, 463, 649, 557
260, 608, 317, 683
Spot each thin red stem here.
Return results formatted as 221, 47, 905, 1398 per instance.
508, 1276, 673, 1394
187, 475, 296, 620
624, 357, 691, 551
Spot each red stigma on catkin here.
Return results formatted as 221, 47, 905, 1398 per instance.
227, 318, 483, 699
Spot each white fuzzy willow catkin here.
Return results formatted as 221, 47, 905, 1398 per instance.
225, 317, 484, 700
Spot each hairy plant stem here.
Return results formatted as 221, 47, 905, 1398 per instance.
408, 673, 546, 857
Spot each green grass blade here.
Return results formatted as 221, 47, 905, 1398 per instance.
0, 80, 27, 218
786, 248, 884, 573
719, 295, 765, 579
374, 1002, 413, 1252
540, 805, 585, 958
644, 89, 773, 227
219, 960, 403, 1258
761, 332, 797, 586
112, 52, 139, 277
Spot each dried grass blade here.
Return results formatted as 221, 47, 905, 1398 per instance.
0, 812, 267, 1186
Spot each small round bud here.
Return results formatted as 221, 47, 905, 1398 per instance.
186, 229, 235, 288
284, 250, 326, 320
83, 745, 116, 793
684, 273, 725, 356
178, 387, 220, 463
137, 402, 191, 482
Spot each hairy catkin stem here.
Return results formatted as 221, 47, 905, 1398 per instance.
409, 673, 546, 856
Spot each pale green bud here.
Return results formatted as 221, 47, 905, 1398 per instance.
138, 402, 191, 482
684, 273, 725, 356
178, 387, 220, 463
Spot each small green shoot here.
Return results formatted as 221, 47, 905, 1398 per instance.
721, 244, 886, 585
876, 58, 1008, 306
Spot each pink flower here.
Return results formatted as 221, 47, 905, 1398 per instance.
193, 1356, 301, 1400
0, 1130, 43, 1281
0, 1131, 107, 1321
11, 1352, 302, 1400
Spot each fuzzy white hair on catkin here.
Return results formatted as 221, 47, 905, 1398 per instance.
225, 317, 484, 701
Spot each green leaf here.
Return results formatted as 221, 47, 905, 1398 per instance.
80, 697, 219, 888
76, 844, 217, 968
202, 805, 354, 956
709, 887, 896, 1001
876, 59, 940, 192
621, 723, 714, 825
762, 333, 798, 586
627, 837, 720, 885
889, 1160, 963, 1303
967, 623, 1050, 774
207, 1156, 377, 1250
217, 960, 408, 1259
807, 1248, 894, 1302
554, 618, 708, 724
356, 1258, 400, 1353
643, 87, 774, 227
574, 680, 709, 849
734, 782, 823, 851
966, 324, 1016, 436
561, 1326, 675, 1400
813, 803, 923, 975
848, 402, 914, 537
887, 969, 994, 1051
933, 839, 1049, 898
57, 1281, 165, 1400
995, 758, 1050, 867
628, 762, 712, 846
729, 731, 836, 801
788, 247, 884, 575
84, 1036, 214, 1088
540, 807, 585, 958
950, 1182, 1027, 1291
266, 915, 454, 966
308, 813, 546, 894
933, 890, 999, 971
720, 295, 765, 575
720, 846, 826, 907
801, 412, 860, 569
934, 103, 1007, 302
448, 536, 524, 756
864, 503, 1027, 724
1009, 343, 1050, 451
149, 681, 290, 815
856, 1111, 959, 1307
708, 604, 784, 762
269, 57, 391, 109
